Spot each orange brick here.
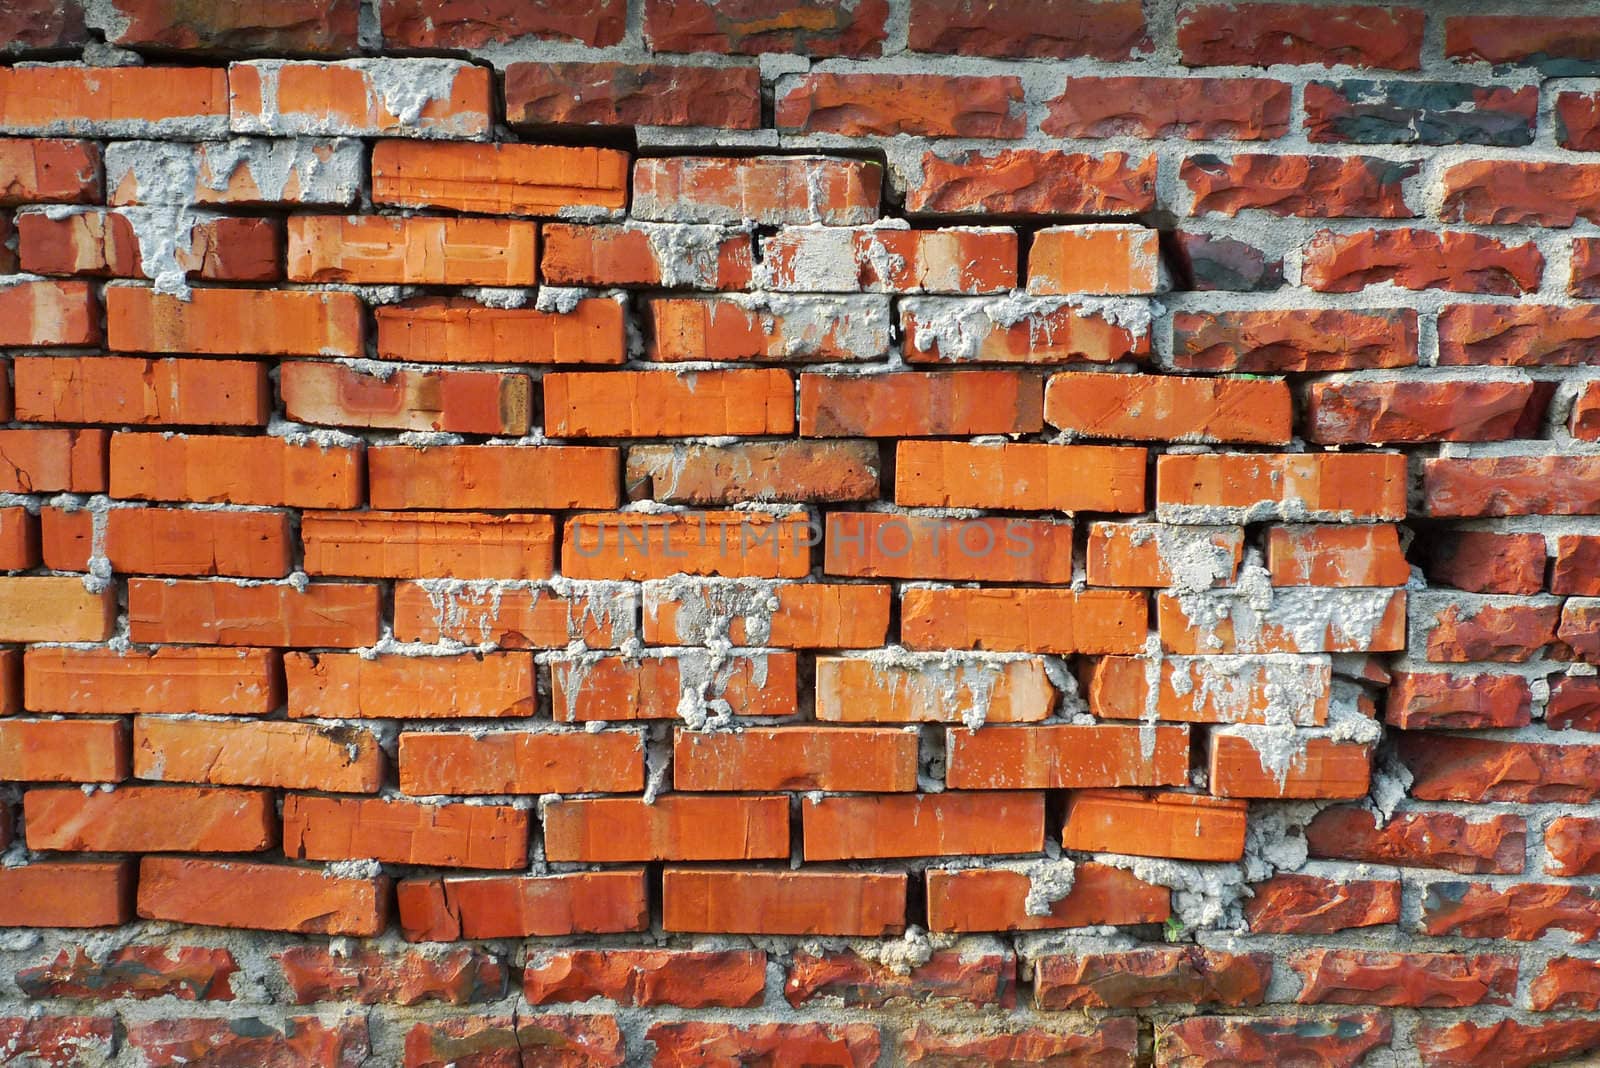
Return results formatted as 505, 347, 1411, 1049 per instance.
18, 210, 280, 283
1088, 655, 1331, 726
111, 433, 361, 508
303, 511, 555, 580
626, 440, 881, 504
674, 727, 919, 792
106, 284, 364, 355
398, 729, 644, 796
0, 718, 128, 783
641, 580, 891, 648
760, 226, 1017, 294
1267, 524, 1411, 587
1156, 452, 1408, 522
287, 214, 538, 285
824, 512, 1074, 583
800, 371, 1042, 436
542, 222, 753, 288
14, 356, 270, 426
901, 295, 1151, 365
663, 868, 905, 937
368, 445, 619, 510
373, 140, 628, 214
926, 863, 1171, 933
901, 588, 1146, 654
133, 716, 384, 793
1209, 732, 1373, 799
230, 59, 492, 138
0, 507, 39, 570
398, 870, 647, 941
896, 441, 1146, 511
1157, 588, 1407, 654
285, 652, 535, 719
0, 577, 115, 641
0, 66, 226, 135
127, 578, 381, 647
551, 652, 796, 722
280, 361, 531, 435
283, 794, 530, 869
946, 724, 1190, 789
1028, 224, 1161, 295
25, 785, 276, 853
0, 860, 133, 928
0, 429, 107, 493
803, 792, 1045, 860
814, 655, 1055, 724
1061, 790, 1248, 862
564, 511, 810, 580
376, 296, 626, 365
0, 279, 98, 345
0, 647, 18, 715
632, 156, 881, 226
0, 138, 102, 205
1044, 373, 1292, 444
41, 506, 293, 578
24, 647, 282, 715
546, 369, 793, 438
1086, 522, 1244, 588
543, 795, 790, 863
648, 294, 891, 363
138, 856, 388, 936
392, 580, 637, 649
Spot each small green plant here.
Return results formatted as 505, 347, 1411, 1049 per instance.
1163, 916, 1186, 943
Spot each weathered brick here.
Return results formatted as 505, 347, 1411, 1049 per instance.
1155, 1014, 1392, 1068
814, 654, 1056, 723
279, 945, 504, 1005
926, 863, 1169, 933
1401, 735, 1600, 803
1307, 375, 1544, 444
946, 724, 1189, 789
541, 221, 752, 289
785, 949, 1012, 1009
1385, 671, 1531, 731
633, 156, 881, 225
907, 0, 1146, 59
901, 295, 1151, 364
641, 580, 891, 648
1418, 1019, 1600, 1068
1301, 229, 1541, 294
1426, 456, 1600, 515
762, 225, 1017, 294
1184, 153, 1417, 218
18, 946, 238, 1002
1086, 522, 1243, 588
1307, 807, 1525, 874
101, 0, 359, 52
1447, 15, 1600, 74
627, 440, 880, 504
645, 0, 888, 56
649, 1022, 878, 1068
824, 512, 1074, 584
1437, 303, 1600, 367
505, 61, 761, 129
1245, 874, 1401, 934
1208, 732, 1372, 799
0, 0, 86, 52
1441, 161, 1600, 227
777, 72, 1023, 138
107, 284, 363, 355
0, 279, 99, 346
1045, 76, 1289, 139
1089, 654, 1330, 726
1045, 372, 1289, 443
1157, 452, 1407, 522
287, 214, 538, 286
18, 208, 281, 283
381, 0, 624, 48
650, 295, 891, 363
230, 59, 492, 138
901, 1020, 1139, 1065
907, 149, 1156, 215
1266, 524, 1409, 587
1172, 308, 1417, 371
1305, 80, 1537, 146
127, 578, 381, 647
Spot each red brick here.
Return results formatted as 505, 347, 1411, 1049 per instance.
641, 580, 890, 648
134, 716, 383, 792
381, 0, 624, 47
804, 792, 1044, 860
1531, 956, 1600, 1012
397, 870, 647, 940
0, 279, 98, 346
1561, 93, 1600, 152
900, 588, 1145, 655
907, 149, 1156, 215
129, 1017, 370, 1068
1303, 229, 1541, 295
777, 72, 1022, 138
42, 505, 292, 579
675, 726, 918, 792
1417, 596, 1558, 663
505, 61, 761, 129
18, 946, 238, 1002
627, 440, 880, 505
18, 209, 280, 283
824, 512, 1073, 584
762, 225, 1017, 294
405, 1016, 620, 1068
1157, 452, 1407, 522
368, 444, 619, 510
372, 140, 627, 215
565, 510, 809, 581
633, 155, 881, 225
279, 945, 505, 1005
1442, 161, 1600, 227
1421, 882, 1600, 943
1547, 677, 1600, 733
392, 580, 636, 649
785, 949, 1013, 1009
907, 0, 1145, 58
1421, 531, 1544, 595
1045, 76, 1289, 139
1086, 522, 1243, 588
0, 0, 85, 51
1426, 456, 1600, 516
1178, 3, 1423, 68
546, 369, 792, 438
25, 646, 280, 716
1267, 524, 1409, 587
1173, 308, 1417, 371
0, 718, 128, 783
1185, 153, 1416, 218
926, 863, 1170, 933
1089, 654, 1330, 727
1307, 806, 1525, 875
1555, 535, 1600, 594
286, 651, 535, 719
0, 861, 133, 927
1208, 733, 1372, 799
664, 868, 904, 937
138, 856, 387, 936
0, 138, 100, 205
0, 576, 115, 641
283, 361, 529, 436
543, 795, 789, 862
376, 296, 626, 365
128, 577, 381, 647
649, 1023, 875, 1068
1035, 946, 1269, 1009
283, 794, 529, 869
1572, 380, 1600, 440
230, 59, 491, 138
14, 356, 270, 427
551, 650, 796, 722
1574, 239, 1600, 297
1547, 817, 1600, 877
649, 295, 891, 363
1045, 372, 1289, 444
900, 1020, 1139, 1066
1244, 874, 1401, 934
1386, 671, 1531, 731
107, 284, 363, 355
1027, 224, 1159, 295
901, 295, 1151, 365
1156, 1014, 1392, 1068
0, 507, 38, 571
1447, 15, 1600, 72
1305, 80, 1537, 147
1061, 790, 1248, 862
1402, 735, 1600, 804
398, 729, 643, 796
645, 0, 888, 56
0, 428, 106, 493
25, 785, 275, 853
946, 724, 1189, 789
541, 221, 752, 288
303, 511, 552, 580
0, 66, 227, 136
1438, 304, 1600, 366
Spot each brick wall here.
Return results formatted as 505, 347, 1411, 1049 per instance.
0, 0, 1598, 1064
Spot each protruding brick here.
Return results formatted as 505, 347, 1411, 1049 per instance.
287, 214, 537, 286
368, 445, 619, 510
0, 66, 227, 137
900, 588, 1145, 654
285, 652, 535, 719
926, 863, 1170, 933
372, 141, 627, 215
134, 716, 384, 792
42, 505, 292, 578
663, 868, 905, 936
0, 576, 115, 641
281, 361, 530, 436
25, 785, 275, 853
546, 369, 792, 438
1089, 654, 1330, 726
0, 429, 106, 494
1208, 732, 1372, 799
803, 792, 1043, 860
1156, 452, 1407, 522
105, 137, 363, 207
0, 138, 101, 205
15, 356, 269, 427
1028, 225, 1160, 296
543, 795, 790, 862
0, 718, 128, 783
0, 861, 133, 928
1265, 524, 1410, 587
397, 870, 647, 940
18, 209, 281, 283
107, 284, 363, 355
542, 221, 752, 289
649, 295, 891, 363
25, 646, 282, 715
897, 440, 1143, 512
128, 577, 381, 647
1159, 587, 1405, 654
303, 511, 554, 580
398, 730, 643, 796
633, 156, 881, 225
674, 726, 918, 792
283, 794, 529, 869
377, 296, 626, 365
1086, 522, 1242, 588
946, 724, 1190, 789
138, 856, 387, 936
0, 279, 98, 346
505, 61, 761, 129
230, 59, 492, 138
